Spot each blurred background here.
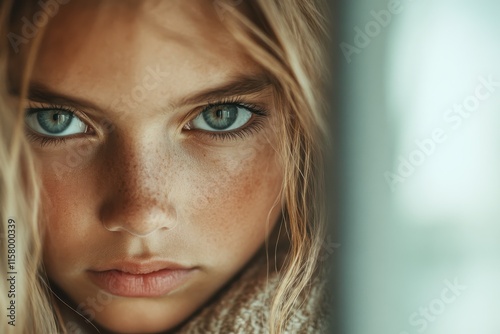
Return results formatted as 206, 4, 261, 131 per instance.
327, 0, 500, 333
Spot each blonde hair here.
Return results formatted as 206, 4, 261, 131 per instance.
0, 1, 330, 333
219, 2, 330, 332
1, 1, 61, 333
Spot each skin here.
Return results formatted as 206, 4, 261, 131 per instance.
14, 1, 284, 333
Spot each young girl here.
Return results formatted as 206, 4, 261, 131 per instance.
0, 0, 330, 333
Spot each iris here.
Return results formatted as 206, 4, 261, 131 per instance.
202, 105, 238, 130
36, 110, 74, 134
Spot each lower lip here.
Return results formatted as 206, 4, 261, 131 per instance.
88, 268, 195, 298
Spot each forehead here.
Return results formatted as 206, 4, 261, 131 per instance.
28, 0, 260, 106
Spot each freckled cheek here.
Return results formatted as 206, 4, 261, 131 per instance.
184, 145, 283, 250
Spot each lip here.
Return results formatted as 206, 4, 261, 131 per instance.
88, 260, 196, 298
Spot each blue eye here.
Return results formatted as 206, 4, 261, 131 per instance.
190, 104, 252, 132
25, 109, 87, 137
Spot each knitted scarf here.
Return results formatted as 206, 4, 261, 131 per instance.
174, 248, 327, 334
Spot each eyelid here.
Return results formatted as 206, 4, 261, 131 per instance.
204, 97, 269, 116
26, 101, 86, 119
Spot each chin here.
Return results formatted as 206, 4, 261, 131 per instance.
92, 302, 192, 334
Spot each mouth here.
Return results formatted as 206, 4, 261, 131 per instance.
88, 260, 197, 298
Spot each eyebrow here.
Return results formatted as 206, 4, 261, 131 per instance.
176, 73, 273, 107
10, 82, 103, 112
11, 73, 273, 113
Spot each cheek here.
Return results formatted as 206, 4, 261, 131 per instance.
36, 140, 113, 277
182, 140, 283, 255
40, 165, 99, 275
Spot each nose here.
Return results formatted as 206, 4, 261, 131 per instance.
98, 136, 177, 237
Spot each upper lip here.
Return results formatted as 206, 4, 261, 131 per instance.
91, 259, 193, 275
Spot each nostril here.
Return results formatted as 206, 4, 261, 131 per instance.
102, 221, 175, 237
100, 201, 178, 236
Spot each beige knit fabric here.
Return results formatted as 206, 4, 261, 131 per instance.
175, 249, 327, 334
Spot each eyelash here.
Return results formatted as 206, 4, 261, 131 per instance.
24, 98, 269, 146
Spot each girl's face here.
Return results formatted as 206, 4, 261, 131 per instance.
17, 1, 283, 332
